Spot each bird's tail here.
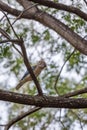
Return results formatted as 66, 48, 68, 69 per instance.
16, 76, 32, 90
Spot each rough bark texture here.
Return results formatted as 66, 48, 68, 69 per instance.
0, 89, 87, 108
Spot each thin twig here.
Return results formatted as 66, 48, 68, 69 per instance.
84, 0, 87, 6
0, 39, 21, 44
4, 107, 41, 130
70, 110, 83, 130
0, 124, 7, 126
0, 27, 11, 40
0, 15, 5, 22
0, 8, 23, 56
12, 44, 23, 56
54, 49, 76, 94
12, 3, 39, 25
0, 8, 19, 39
19, 39, 43, 95
60, 87, 87, 98
0, 4, 39, 57
58, 109, 66, 129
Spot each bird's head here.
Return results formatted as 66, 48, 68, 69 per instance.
37, 59, 46, 69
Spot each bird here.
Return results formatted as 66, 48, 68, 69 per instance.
16, 59, 46, 90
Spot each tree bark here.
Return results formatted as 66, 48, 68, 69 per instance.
0, 89, 87, 108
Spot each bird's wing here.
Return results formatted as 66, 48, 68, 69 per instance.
16, 75, 32, 90
21, 65, 36, 80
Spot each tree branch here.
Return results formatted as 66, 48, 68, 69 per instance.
0, 89, 87, 108
0, 27, 11, 40
34, 11, 87, 55
4, 107, 41, 130
0, 1, 22, 17
19, 39, 43, 95
0, 7, 19, 39
61, 87, 87, 98
0, 39, 21, 44
54, 49, 76, 94
1, 1, 87, 55
84, 0, 87, 6
29, 0, 87, 21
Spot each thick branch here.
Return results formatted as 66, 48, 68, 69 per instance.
29, 0, 87, 21
0, 89, 87, 108
34, 11, 87, 55
0, 1, 22, 17
1, 1, 87, 55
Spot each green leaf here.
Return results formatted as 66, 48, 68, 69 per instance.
43, 30, 50, 41
32, 34, 40, 43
